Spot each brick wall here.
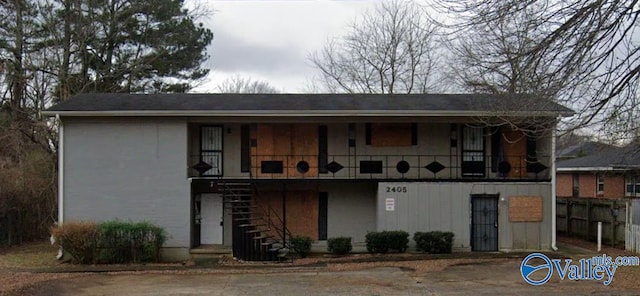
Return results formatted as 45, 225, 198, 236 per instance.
556, 172, 627, 199
556, 173, 573, 197
603, 174, 626, 199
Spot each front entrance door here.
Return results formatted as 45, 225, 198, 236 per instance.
201, 193, 223, 244
471, 194, 498, 251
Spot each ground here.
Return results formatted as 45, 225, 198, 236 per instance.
1, 237, 640, 295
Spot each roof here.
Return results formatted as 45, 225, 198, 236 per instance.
42, 93, 574, 117
557, 143, 640, 172
556, 141, 617, 159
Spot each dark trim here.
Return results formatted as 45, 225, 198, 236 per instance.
461, 126, 486, 177
365, 123, 371, 145
318, 125, 328, 173
348, 123, 356, 147
200, 125, 224, 177
241, 124, 251, 173
490, 127, 501, 172
190, 178, 552, 188
470, 193, 499, 252
411, 123, 418, 145
318, 192, 328, 240
526, 135, 537, 172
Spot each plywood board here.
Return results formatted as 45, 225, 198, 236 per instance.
371, 123, 412, 147
502, 130, 527, 178
509, 196, 543, 222
254, 124, 318, 178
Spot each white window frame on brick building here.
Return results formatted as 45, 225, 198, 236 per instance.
626, 175, 640, 197
596, 173, 605, 194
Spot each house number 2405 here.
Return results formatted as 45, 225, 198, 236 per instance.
386, 186, 407, 193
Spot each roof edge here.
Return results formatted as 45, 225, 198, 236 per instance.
41, 109, 573, 117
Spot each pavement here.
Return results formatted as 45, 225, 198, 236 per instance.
14, 239, 640, 295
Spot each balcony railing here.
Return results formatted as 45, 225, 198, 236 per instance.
189, 154, 551, 181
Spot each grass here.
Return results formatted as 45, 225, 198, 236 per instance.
0, 240, 59, 269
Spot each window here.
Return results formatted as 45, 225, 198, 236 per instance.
626, 175, 640, 197
596, 173, 604, 194
461, 126, 485, 177
572, 173, 580, 197
200, 126, 223, 176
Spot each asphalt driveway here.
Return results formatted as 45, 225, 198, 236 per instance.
24, 259, 639, 296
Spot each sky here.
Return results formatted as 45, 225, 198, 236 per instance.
190, 0, 378, 93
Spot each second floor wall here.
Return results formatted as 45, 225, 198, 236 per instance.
189, 120, 554, 180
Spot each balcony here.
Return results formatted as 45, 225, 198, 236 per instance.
188, 153, 551, 181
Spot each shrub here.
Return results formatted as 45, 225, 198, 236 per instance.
327, 237, 352, 255
413, 231, 455, 254
290, 235, 313, 258
97, 221, 166, 263
50, 221, 99, 264
365, 230, 409, 253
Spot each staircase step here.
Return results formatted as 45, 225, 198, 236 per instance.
246, 229, 263, 234
233, 217, 263, 221
239, 223, 267, 228
253, 235, 272, 240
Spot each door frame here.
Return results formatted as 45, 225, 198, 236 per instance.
470, 194, 499, 251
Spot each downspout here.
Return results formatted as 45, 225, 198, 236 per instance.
57, 114, 64, 224
551, 119, 558, 251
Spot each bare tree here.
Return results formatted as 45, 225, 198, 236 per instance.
436, 0, 640, 141
216, 76, 280, 93
310, 0, 440, 94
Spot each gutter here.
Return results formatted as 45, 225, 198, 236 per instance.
40, 109, 573, 118
57, 115, 64, 224
556, 167, 629, 172
551, 121, 558, 251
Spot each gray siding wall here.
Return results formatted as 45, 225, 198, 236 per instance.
319, 182, 377, 243
63, 118, 190, 251
377, 182, 552, 251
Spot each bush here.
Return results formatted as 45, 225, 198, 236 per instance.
365, 231, 409, 253
97, 221, 166, 263
51, 220, 166, 264
290, 235, 313, 258
413, 231, 454, 254
50, 221, 99, 264
327, 237, 352, 255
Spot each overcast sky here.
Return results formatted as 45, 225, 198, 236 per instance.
190, 0, 378, 93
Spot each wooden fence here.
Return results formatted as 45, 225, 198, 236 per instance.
556, 197, 628, 248
627, 224, 640, 254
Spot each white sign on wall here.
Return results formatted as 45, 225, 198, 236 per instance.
385, 198, 395, 211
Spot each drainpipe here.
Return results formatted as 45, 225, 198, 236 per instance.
551, 120, 558, 251
57, 114, 64, 224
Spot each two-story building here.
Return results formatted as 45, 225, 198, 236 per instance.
43, 93, 573, 261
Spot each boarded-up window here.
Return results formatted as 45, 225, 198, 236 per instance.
509, 196, 543, 222
367, 123, 416, 147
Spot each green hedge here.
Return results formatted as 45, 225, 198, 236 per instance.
97, 221, 166, 263
365, 231, 409, 253
327, 237, 352, 255
51, 220, 166, 264
290, 235, 313, 258
413, 231, 454, 254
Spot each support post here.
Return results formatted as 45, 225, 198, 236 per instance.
282, 183, 287, 244
597, 221, 602, 252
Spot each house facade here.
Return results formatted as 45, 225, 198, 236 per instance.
556, 142, 640, 199
44, 93, 572, 261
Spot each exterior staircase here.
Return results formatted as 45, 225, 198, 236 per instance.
219, 181, 290, 261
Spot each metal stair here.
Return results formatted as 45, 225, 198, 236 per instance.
220, 180, 291, 261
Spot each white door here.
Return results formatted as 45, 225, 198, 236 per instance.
201, 193, 223, 244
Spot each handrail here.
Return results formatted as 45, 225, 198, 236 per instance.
248, 171, 293, 246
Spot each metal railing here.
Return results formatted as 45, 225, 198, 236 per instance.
190, 154, 551, 180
